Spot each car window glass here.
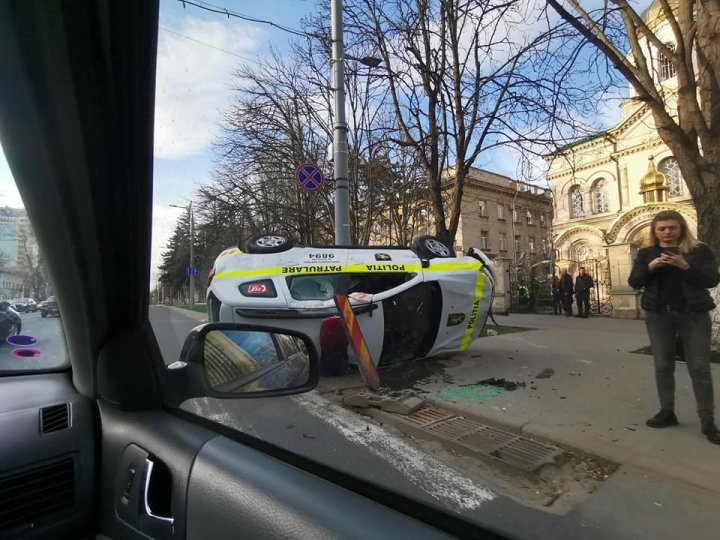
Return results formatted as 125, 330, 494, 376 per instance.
0, 145, 69, 373
147, 0, 500, 527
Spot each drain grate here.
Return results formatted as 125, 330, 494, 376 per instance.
402, 406, 455, 428
400, 408, 562, 473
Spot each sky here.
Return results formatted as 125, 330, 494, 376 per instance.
0, 0, 653, 279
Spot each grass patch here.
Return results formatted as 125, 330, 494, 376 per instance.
177, 304, 207, 314
437, 384, 506, 403
481, 324, 533, 337
630, 345, 720, 364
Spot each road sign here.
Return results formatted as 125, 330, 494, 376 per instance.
295, 163, 324, 192
186, 266, 198, 276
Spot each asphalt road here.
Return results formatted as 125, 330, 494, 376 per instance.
148, 305, 620, 539
0, 310, 66, 371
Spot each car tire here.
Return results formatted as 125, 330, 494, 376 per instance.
41, 311, 47, 318
245, 233, 294, 254
412, 235, 455, 259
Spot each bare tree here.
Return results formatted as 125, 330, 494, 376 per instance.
347, 0, 552, 246
546, 0, 720, 254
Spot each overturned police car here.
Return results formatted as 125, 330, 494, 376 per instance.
207, 234, 496, 368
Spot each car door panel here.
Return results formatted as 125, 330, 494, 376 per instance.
97, 402, 216, 540
98, 403, 458, 540
187, 436, 454, 540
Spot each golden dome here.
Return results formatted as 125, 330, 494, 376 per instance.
639, 156, 668, 194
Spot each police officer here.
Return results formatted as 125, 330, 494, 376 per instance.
574, 267, 594, 318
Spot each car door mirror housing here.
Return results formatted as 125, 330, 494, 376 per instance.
162, 323, 319, 407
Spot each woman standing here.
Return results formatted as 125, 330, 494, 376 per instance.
629, 210, 720, 444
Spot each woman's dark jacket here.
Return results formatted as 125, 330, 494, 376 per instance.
628, 243, 720, 312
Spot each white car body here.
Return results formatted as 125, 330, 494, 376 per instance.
207, 245, 495, 367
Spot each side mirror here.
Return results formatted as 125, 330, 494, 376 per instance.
162, 323, 319, 407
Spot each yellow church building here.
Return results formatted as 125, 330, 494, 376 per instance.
545, 1, 695, 319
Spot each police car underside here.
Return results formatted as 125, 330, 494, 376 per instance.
209, 246, 495, 367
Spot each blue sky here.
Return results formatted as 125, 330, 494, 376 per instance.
150, 0, 322, 276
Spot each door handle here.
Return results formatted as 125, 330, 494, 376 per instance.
143, 458, 174, 526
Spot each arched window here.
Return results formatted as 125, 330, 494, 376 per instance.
592, 178, 609, 214
659, 43, 676, 81
569, 185, 585, 218
658, 157, 684, 197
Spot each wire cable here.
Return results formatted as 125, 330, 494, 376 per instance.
176, 0, 320, 39
159, 26, 263, 64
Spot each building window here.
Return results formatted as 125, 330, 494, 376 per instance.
499, 233, 507, 251
592, 178, 610, 214
659, 44, 676, 81
480, 230, 489, 250
529, 236, 536, 253
540, 213, 547, 227
569, 185, 585, 218
526, 210, 533, 225
513, 207, 520, 223
541, 238, 548, 255
497, 204, 505, 220
478, 200, 487, 217
658, 157, 684, 197
514, 235, 521, 252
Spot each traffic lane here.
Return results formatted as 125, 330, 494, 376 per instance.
149, 305, 206, 365
0, 310, 66, 371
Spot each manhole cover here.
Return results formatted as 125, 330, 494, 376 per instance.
398, 407, 563, 473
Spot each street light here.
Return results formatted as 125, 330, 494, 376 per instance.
169, 202, 194, 308
331, 0, 381, 245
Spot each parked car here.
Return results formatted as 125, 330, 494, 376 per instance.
207, 233, 496, 367
39, 296, 60, 318
0, 301, 22, 340
10, 298, 37, 313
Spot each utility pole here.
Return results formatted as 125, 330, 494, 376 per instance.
189, 201, 195, 308
331, 0, 350, 245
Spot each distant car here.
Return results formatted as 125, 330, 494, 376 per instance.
207, 233, 496, 367
10, 298, 37, 313
0, 301, 22, 340
39, 296, 60, 318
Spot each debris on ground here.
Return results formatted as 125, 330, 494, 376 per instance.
486, 328, 498, 336
536, 368, 555, 379
476, 377, 527, 391
343, 389, 425, 415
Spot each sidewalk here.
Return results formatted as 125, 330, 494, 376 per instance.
410, 313, 720, 495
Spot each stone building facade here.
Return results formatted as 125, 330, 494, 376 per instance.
545, 1, 695, 318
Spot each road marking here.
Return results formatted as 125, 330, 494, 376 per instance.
294, 392, 495, 510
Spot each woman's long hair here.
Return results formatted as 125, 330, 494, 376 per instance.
647, 210, 699, 252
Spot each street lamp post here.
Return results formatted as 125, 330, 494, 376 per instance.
330, 0, 381, 245
170, 202, 195, 308
331, 0, 350, 245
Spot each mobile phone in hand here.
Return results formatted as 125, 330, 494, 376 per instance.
662, 247, 680, 255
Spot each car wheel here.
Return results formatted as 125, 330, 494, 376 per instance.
412, 235, 454, 259
245, 233, 294, 254
41, 311, 47, 318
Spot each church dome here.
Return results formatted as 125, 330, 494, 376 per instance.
639, 156, 668, 195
